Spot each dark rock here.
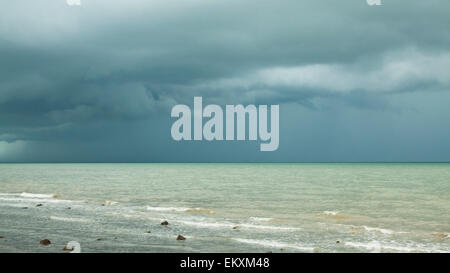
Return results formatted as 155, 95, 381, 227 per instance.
66, 207, 71, 209
336, 241, 340, 244
40, 239, 51, 246
232, 226, 240, 230
0, 236, 4, 239
161, 221, 169, 226
96, 238, 102, 241
146, 231, 151, 233
176, 235, 186, 241
36, 204, 43, 207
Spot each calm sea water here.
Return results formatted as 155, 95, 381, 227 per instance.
0, 163, 448, 253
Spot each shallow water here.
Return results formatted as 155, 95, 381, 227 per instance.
0, 163, 448, 253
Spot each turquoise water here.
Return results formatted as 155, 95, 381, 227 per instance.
0, 163, 448, 253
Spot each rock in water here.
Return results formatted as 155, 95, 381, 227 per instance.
161, 221, 169, 226
40, 239, 51, 246
36, 204, 43, 207
0, 236, 4, 239
177, 235, 186, 240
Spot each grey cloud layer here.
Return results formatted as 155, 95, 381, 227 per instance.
1, 0, 450, 161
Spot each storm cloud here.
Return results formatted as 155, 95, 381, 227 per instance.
1, 0, 450, 162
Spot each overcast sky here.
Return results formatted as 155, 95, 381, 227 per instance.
1, 0, 450, 162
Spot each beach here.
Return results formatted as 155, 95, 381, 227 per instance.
0, 163, 449, 253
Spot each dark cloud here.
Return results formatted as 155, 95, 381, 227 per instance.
0, 0, 450, 161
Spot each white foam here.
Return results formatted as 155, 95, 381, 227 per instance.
344, 241, 447, 253
175, 219, 234, 229
145, 206, 215, 214
0, 196, 73, 204
185, 208, 215, 214
361, 226, 395, 235
103, 200, 119, 206
345, 224, 403, 235
234, 238, 314, 252
50, 216, 92, 223
249, 217, 273, 222
173, 218, 300, 231
146, 206, 190, 212
240, 223, 301, 231
20, 192, 56, 198
322, 211, 339, 216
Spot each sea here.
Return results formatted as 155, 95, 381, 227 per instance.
0, 163, 448, 253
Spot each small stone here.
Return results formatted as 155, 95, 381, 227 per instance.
176, 235, 186, 241
67, 207, 71, 209
40, 239, 51, 246
161, 221, 169, 226
0, 236, 4, 239
336, 241, 340, 244
96, 238, 102, 241
232, 226, 240, 230
36, 204, 43, 207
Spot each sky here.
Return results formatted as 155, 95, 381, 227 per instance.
1, 0, 450, 162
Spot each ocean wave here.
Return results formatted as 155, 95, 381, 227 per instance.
50, 216, 92, 223
0, 193, 18, 196
239, 223, 301, 231
348, 225, 396, 235
185, 208, 215, 214
0, 202, 30, 208
316, 211, 351, 219
0, 192, 77, 205
0, 196, 73, 204
146, 206, 190, 212
174, 219, 300, 232
249, 217, 273, 222
20, 192, 59, 199
344, 241, 447, 253
233, 238, 314, 252
102, 200, 119, 206
175, 219, 234, 229
146, 206, 215, 214
0, 192, 60, 199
